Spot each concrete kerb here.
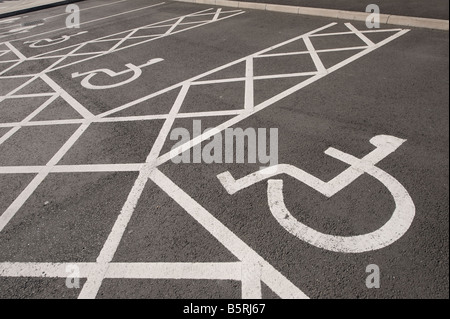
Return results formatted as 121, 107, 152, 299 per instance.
386, 15, 449, 30
0, 0, 84, 20
172, 0, 449, 31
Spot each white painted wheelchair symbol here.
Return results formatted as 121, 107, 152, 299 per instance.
71, 58, 163, 90
218, 135, 415, 253
24, 31, 87, 48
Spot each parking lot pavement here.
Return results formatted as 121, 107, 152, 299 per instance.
232, 0, 450, 20
0, 0, 448, 299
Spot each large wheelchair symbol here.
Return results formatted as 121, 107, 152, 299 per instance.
217, 135, 415, 253
71, 58, 163, 90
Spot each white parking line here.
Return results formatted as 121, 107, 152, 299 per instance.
5, 41, 26, 60
154, 26, 409, 167
0, 124, 89, 233
149, 168, 308, 299
244, 57, 254, 112
345, 22, 375, 47
0, 19, 411, 299
0, 262, 243, 280
6, 2, 167, 42
43, 0, 129, 21
303, 36, 326, 74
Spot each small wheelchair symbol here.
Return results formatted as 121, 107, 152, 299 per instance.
24, 31, 87, 48
71, 58, 163, 90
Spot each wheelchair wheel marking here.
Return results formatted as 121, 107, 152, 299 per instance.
219, 135, 416, 253
71, 58, 163, 90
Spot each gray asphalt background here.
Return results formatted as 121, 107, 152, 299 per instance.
0, 0, 448, 299
232, 0, 450, 20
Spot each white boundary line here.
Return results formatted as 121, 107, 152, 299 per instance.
345, 23, 375, 47
2, 2, 167, 42
43, 0, 129, 21
27, 8, 215, 58
244, 57, 254, 112
149, 168, 308, 299
0, 124, 89, 233
0, 20, 410, 299
19, 9, 245, 75
155, 28, 409, 166
0, 110, 241, 128
0, 262, 243, 280
96, 22, 336, 118
0, 94, 58, 147
303, 36, 326, 75
0, 7, 244, 148
4, 41, 26, 60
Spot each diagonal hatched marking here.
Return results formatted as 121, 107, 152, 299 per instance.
0, 21, 409, 299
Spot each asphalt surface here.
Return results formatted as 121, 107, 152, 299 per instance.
233, 0, 450, 20
0, 0, 448, 299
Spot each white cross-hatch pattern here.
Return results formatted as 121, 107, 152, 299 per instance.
0, 9, 409, 299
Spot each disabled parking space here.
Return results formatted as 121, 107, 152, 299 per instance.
0, 0, 448, 299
